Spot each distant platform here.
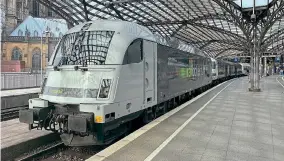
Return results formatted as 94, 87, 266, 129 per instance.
1, 88, 40, 97
1, 88, 40, 110
87, 76, 284, 161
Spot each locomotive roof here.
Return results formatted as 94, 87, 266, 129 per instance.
66, 20, 208, 58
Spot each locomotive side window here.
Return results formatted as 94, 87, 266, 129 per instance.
123, 39, 143, 64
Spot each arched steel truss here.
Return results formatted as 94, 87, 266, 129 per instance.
37, 0, 284, 58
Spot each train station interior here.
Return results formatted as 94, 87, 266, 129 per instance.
1, 0, 284, 161
31, 0, 284, 91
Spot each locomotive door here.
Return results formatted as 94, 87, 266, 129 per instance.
143, 40, 156, 105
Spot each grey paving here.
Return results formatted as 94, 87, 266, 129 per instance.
104, 76, 284, 161
278, 76, 284, 86
0, 118, 52, 148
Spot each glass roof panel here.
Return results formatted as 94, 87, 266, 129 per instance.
233, 0, 273, 8
38, 0, 284, 57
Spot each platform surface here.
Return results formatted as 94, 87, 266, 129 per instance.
88, 76, 284, 161
277, 76, 284, 87
1, 88, 40, 97
0, 118, 51, 149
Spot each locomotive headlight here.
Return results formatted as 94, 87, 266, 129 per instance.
98, 79, 112, 98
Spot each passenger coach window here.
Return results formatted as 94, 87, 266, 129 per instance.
123, 39, 143, 64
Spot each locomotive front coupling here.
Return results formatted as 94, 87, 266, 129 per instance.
19, 98, 94, 135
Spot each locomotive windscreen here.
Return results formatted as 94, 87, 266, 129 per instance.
51, 31, 115, 66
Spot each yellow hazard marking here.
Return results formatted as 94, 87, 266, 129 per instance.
95, 116, 103, 123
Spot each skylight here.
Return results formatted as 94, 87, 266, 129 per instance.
233, 0, 272, 8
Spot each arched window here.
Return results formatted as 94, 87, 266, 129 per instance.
123, 39, 143, 64
11, 47, 22, 60
32, 48, 41, 70
18, 30, 23, 36
34, 30, 38, 37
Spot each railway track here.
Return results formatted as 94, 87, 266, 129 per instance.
1, 106, 27, 121
17, 142, 65, 161
15, 141, 105, 161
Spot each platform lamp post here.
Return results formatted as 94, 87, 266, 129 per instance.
41, 30, 49, 83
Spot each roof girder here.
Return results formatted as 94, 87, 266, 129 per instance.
35, 0, 284, 59
142, 20, 247, 44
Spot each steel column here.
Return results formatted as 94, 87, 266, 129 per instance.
250, 49, 253, 85
249, 53, 261, 92
259, 57, 262, 77
264, 57, 267, 76
249, 0, 261, 92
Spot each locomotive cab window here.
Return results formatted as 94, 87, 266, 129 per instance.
50, 31, 115, 66
123, 39, 143, 64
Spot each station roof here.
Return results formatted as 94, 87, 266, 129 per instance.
38, 0, 284, 58
233, 0, 273, 8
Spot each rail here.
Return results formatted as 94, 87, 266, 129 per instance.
16, 141, 103, 161
18, 142, 65, 161
1, 106, 28, 121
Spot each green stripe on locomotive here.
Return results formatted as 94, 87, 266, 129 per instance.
179, 68, 193, 78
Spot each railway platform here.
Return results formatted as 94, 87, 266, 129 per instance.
277, 76, 284, 87
1, 118, 59, 160
1, 87, 40, 97
1, 88, 40, 110
87, 76, 284, 161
